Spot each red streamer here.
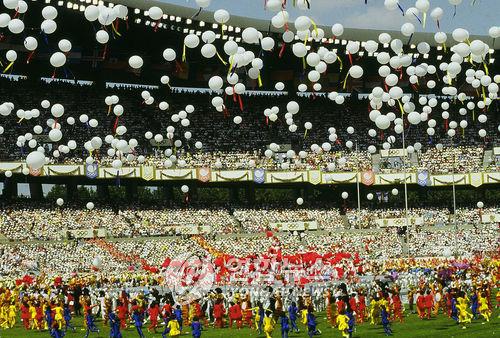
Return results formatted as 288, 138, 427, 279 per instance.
102, 44, 108, 60
348, 53, 353, 65
26, 51, 35, 64
113, 117, 119, 133
279, 43, 286, 58
238, 95, 243, 111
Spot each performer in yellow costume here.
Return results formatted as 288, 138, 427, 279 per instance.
456, 293, 472, 328
263, 312, 276, 338
336, 309, 350, 338
478, 293, 491, 323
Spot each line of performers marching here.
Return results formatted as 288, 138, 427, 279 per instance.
0, 281, 496, 338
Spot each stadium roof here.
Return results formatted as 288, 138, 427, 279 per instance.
113, 0, 498, 48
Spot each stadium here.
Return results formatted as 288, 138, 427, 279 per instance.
0, 0, 498, 337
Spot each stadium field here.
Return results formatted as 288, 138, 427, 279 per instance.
4, 308, 498, 338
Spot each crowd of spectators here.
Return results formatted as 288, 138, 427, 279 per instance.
1, 79, 498, 175
233, 207, 344, 232
0, 222, 497, 279
0, 202, 497, 241
418, 146, 485, 174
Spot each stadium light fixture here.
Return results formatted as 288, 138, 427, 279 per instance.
410, 44, 416, 49
186, 19, 192, 24
235, 37, 241, 42
437, 45, 442, 51
212, 23, 218, 29
490, 58, 495, 64
183, 28, 188, 33
72, 3, 78, 9
489, 49, 494, 54
189, 29, 195, 34
423, 53, 429, 59
170, 15, 175, 21
79, 5, 85, 11
66, 2, 72, 8
437, 55, 443, 60
235, 27, 241, 33
228, 26, 234, 32
199, 21, 205, 27
176, 17, 181, 22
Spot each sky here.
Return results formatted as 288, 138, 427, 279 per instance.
160, 0, 499, 35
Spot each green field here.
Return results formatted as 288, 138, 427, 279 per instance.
1, 308, 498, 338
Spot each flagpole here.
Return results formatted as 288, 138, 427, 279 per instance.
356, 140, 361, 229
401, 127, 409, 258
452, 151, 457, 231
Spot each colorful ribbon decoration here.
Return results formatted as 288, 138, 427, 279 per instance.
2, 61, 14, 73
397, 99, 404, 116
216, 51, 228, 66
227, 55, 234, 75
336, 56, 343, 71
310, 19, 318, 38
278, 43, 286, 58
191, 7, 202, 19
342, 72, 349, 89
26, 51, 35, 64
111, 20, 122, 37
182, 44, 186, 62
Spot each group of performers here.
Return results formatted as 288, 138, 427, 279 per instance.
0, 258, 497, 338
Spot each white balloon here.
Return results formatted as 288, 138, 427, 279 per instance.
8, 19, 24, 34
58, 39, 72, 52
49, 52, 66, 68
128, 55, 143, 69
41, 19, 57, 34
96, 30, 109, 44
24, 36, 38, 51
84, 5, 99, 21
214, 9, 230, 24
184, 34, 200, 49
49, 128, 62, 142
148, 6, 163, 20
26, 151, 46, 170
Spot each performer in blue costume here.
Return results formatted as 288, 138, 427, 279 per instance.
279, 311, 290, 338
132, 308, 146, 338
288, 302, 299, 333
109, 311, 122, 338
63, 304, 75, 333
191, 316, 202, 338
